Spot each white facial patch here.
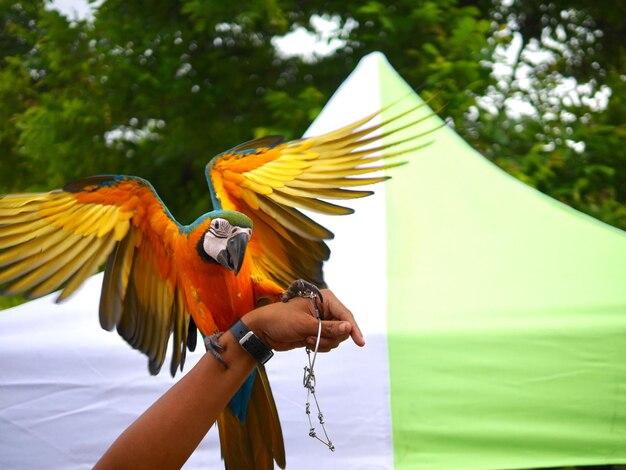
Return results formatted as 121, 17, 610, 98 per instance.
202, 218, 252, 261
202, 231, 229, 260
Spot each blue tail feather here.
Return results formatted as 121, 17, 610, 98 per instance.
228, 370, 256, 422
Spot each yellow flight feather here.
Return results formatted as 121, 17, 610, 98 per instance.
46, 203, 88, 228
60, 203, 103, 232
266, 191, 353, 216
0, 193, 51, 208
0, 217, 50, 238
74, 205, 116, 236
300, 160, 406, 179
5, 236, 93, 295
257, 196, 332, 240
239, 175, 275, 195
58, 233, 117, 302
315, 103, 427, 152
0, 230, 69, 267
276, 185, 373, 200
242, 171, 286, 190
263, 158, 312, 171
154, 283, 175, 369
36, 198, 78, 217
285, 175, 390, 189
250, 165, 302, 180
241, 188, 260, 210
0, 233, 83, 284
113, 218, 131, 241
0, 223, 58, 250
29, 236, 103, 298
0, 211, 40, 226
96, 207, 123, 237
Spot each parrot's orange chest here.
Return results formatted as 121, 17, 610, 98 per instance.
180, 246, 256, 334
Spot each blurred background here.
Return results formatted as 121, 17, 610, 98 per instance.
0, 1, 625, 468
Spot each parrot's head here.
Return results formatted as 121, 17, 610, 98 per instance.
200, 211, 252, 275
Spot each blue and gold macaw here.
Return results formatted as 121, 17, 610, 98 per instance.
0, 102, 437, 468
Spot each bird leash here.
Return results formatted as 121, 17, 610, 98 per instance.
282, 280, 335, 452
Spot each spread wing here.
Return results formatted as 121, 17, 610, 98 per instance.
207, 101, 440, 289
0, 175, 196, 376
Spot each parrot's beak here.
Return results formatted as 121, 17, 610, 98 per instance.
216, 232, 250, 274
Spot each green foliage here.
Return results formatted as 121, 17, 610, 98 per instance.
0, 1, 624, 325
0, 0, 494, 221
463, 1, 626, 231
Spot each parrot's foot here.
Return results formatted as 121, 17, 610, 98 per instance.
204, 332, 228, 369
281, 279, 324, 318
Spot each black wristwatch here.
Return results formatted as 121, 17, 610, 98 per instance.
229, 319, 274, 364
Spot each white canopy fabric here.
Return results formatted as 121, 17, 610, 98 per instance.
0, 53, 393, 469
4, 50, 626, 470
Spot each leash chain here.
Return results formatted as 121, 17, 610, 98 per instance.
281, 280, 335, 452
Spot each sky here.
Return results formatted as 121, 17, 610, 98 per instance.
47, 0, 607, 151
48, 0, 94, 20
48, 0, 344, 62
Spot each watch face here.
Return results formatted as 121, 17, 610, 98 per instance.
258, 348, 274, 364
239, 331, 273, 364
240, 331, 255, 344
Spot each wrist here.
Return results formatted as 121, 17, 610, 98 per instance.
242, 309, 268, 344
231, 313, 274, 364
219, 330, 256, 368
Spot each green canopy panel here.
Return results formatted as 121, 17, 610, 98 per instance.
375, 52, 626, 469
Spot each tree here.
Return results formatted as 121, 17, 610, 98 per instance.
463, 1, 626, 228
0, 0, 494, 219
0, 0, 624, 292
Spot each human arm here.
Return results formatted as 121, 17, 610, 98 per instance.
94, 289, 363, 470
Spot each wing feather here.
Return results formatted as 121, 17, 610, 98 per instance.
4, 236, 94, 295
0, 234, 83, 283
255, 196, 333, 241
59, 233, 117, 301
0, 230, 69, 267
267, 191, 353, 215
1, 175, 197, 377
275, 185, 373, 200
0, 223, 58, 249
29, 236, 101, 298
208, 99, 440, 287
286, 176, 390, 189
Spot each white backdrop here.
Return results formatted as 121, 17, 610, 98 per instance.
0, 53, 394, 469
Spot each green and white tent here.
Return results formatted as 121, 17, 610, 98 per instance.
1, 52, 625, 469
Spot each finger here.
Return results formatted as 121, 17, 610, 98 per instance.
307, 339, 337, 353
296, 313, 325, 338
322, 290, 365, 346
320, 319, 352, 338
271, 340, 307, 352
306, 335, 347, 350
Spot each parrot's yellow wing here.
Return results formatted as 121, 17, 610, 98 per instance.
0, 176, 195, 375
206, 102, 440, 289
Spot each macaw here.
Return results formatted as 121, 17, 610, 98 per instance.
0, 102, 436, 469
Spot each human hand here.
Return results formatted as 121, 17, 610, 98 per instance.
243, 289, 365, 353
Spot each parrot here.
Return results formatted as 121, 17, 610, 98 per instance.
0, 101, 437, 469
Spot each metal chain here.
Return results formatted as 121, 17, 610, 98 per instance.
282, 280, 335, 452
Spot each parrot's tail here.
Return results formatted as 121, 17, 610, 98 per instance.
217, 365, 285, 469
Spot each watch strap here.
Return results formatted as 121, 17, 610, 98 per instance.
230, 319, 274, 364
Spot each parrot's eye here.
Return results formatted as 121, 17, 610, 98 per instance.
209, 218, 231, 238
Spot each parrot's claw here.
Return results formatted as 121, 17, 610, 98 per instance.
281, 279, 324, 318
204, 332, 228, 369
